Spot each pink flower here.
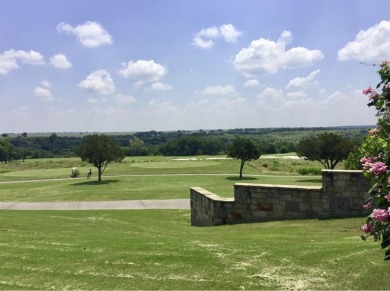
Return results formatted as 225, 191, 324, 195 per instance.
361, 223, 374, 234
360, 156, 378, 171
371, 208, 390, 222
385, 193, 390, 203
369, 128, 379, 135
380, 60, 389, 67
369, 92, 379, 101
370, 162, 388, 175
387, 176, 390, 184
363, 86, 374, 95
363, 202, 372, 209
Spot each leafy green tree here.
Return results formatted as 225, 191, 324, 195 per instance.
227, 137, 261, 179
0, 140, 15, 163
296, 133, 352, 169
128, 136, 146, 156
75, 134, 125, 181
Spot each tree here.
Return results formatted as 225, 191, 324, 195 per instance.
75, 134, 125, 181
48, 133, 58, 143
128, 136, 146, 156
0, 140, 15, 163
227, 137, 261, 179
296, 133, 352, 169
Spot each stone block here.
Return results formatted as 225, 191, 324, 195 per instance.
251, 192, 267, 198
215, 207, 227, 219
256, 202, 273, 211
285, 201, 300, 212
252, 210, 268, 218
228, 211, 243, 221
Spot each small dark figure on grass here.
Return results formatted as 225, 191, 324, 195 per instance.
87, 169, 92, 179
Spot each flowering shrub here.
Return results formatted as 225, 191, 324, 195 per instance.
360, 60, 390, 260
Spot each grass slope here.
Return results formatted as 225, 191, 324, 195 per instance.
0, 211, 387, 290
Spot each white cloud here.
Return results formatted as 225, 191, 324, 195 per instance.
219, 24, 242, 43
150, 82, 173, 91
87, 97, 99, 103
286, 90, 307, 98
79, 69, 115, 95
244, 79, 260, 87
338, 21, 390, 62
147, 99, 178, 113
233, 31, 324, 76
115, 94, 137, 104
200, 85, 236, 96
0, 49, 44, 75
50, 54, 72, 69
34, 80, 54, 102
320, 90, 349, 106
148, 99, 158, 106
257, 87, 284, 100
57, 21, 113, 47
286, 69, 320, 89
118, 60, 167, 85
193, 24, 242, 49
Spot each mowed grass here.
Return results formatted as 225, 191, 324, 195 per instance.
0, 155, 322, 202
0, 210, 387, 290
0, 154, 324, 181
0, 156, 385, 290
0, 174, 321, 202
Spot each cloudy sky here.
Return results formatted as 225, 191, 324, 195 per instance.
1, 0, 390, 133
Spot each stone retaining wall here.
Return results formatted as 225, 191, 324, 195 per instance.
190, 170, 370, 226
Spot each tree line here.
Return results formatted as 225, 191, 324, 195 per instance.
0, 126, 370, 164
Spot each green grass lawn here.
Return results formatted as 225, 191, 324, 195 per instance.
0, 154, 326, 182
0, 210, 387, 290
1, 155, 379, 290
0, 174, 322, 202
0, 155, 323, 202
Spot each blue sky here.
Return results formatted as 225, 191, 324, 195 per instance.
1, 0, 390, 133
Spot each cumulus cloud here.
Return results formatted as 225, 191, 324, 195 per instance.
338, 21, 390, 62
34, 80, 54, 102
57, 21, 113, 47
199, 85, 236, 96
79, 69, 115, 94
149, 82, 174, 91
115, 94, 137, 104
193, 24, 242, 49
257, 87, 284, 105
0, 49, 44, 75
286, 90, 307, 98
320, 90, 350, 106
286, 69, 320, 89
244, 79, 260, 87
118, 60, 167, 85
50, 54, 72, 69
233, 31, 323, 76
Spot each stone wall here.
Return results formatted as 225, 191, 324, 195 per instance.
190, 170, 370, 226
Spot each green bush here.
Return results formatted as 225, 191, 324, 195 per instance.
297, 167, 322, 175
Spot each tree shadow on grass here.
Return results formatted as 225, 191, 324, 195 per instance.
225, 176, 258, 181
71, 179, 120, 186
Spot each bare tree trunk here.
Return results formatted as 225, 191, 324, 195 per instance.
239, 160, 245, 179
98, 166, 102, 181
